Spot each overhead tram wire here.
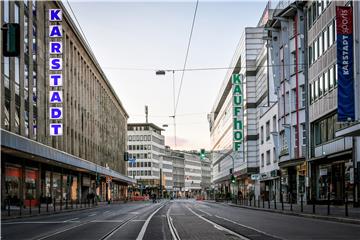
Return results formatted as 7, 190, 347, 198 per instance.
175, 0, 199, 116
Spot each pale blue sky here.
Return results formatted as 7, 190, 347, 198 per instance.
66, 0, 267, 150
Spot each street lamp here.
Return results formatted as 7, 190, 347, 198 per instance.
156, 70, 177, 149
214, 150, 236, 201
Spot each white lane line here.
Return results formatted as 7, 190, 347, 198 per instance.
214, 215, 284, 240
36, 221, 92, 240
196, 208, 212, 217
88, 213, 97, 217
2, 221, 69, 225
91, 220, 124, 223
63, 218, 79, 222
136, 203, 166, 240
131, 219, 146, 222
166, 204, 181, 240
103, 210, 110, 214
186, 206, 249, 240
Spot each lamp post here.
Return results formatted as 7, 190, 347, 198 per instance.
156, 70, 177, 149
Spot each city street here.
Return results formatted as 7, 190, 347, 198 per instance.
2, 199, 360, 240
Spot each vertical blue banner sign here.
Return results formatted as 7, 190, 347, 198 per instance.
336, 6, 355, 122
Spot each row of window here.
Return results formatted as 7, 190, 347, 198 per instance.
128, 145, 151, 151
260, 148, 277, 167
128, 153, 151, 160
128, 135, 151, 141
309, 19, 336, 65
260, 115, 277, 144
128, 170, 152, 177
307, 0, 331, 29
310, 64, 337, 103
313, 113, 352, 146
128, 161, 152, 168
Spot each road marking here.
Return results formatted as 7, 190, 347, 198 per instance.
166, 204, 181, 240
130, 211, 140, 214
131, 219, 146, 222
2, 221, 70, 225
63, 218, 79, 222
36, 221, 92, 240
100, 216, 138, 240
196, 207, 212, 216
136, 203, 166, 240
91, 220, 124, 223
88, 213, 97, 217
214, 215, 284, 240
186, 206, 249, 240
103, 210, 110, 214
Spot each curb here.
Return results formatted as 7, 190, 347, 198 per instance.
226, 203, 360, 225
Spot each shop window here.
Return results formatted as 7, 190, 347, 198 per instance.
25, 168, 38, 207
5, 165, 21, 206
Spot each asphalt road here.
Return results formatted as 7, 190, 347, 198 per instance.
2, 199, 360, 240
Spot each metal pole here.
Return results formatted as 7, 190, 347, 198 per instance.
290, 193, 293, 211
312, 195, 316, 214
301, 194, 303, 212
327, 192, 330, 215
345, 192, 349, 217
46, 197, 49, 212
53, 197, 56, 212
38, 198, 41, 214
7, 198, 10, 216
29, 199, 32, 215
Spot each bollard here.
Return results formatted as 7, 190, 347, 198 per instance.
54, 198, 56, 212
327, 192, 330, 215
60, 199, 62, 211
19, 201, 22, 216
281, 195, 284, 211
250, 198, 252, 207
345, 193, 348, 217
301, 194, 303, 213
38, 199, 41, 214
268, 198, 270, 209
290, 194, 293, 211
274, 196, 277, 210
7, 198, 11, 216
258, 196, 260, 208
312, 196, 316, 214
66, 198, 68, 209
47, 198, 49, 212
263, 196, 265, 208
29, 199, 32, 215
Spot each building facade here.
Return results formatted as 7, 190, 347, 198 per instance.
184, 152, 202, 197
127, 123, 165, 196
306, 0, 359, 204
1, 0, 134, 209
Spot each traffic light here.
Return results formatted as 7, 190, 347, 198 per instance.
2, 23, 20, 57
200, 149, 206, 160
124, 152, 129, 161
231, 174, 236, 184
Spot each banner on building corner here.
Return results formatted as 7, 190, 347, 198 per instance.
336, 6, 355, 122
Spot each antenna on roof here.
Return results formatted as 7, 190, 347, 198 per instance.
145, 105, 148, 123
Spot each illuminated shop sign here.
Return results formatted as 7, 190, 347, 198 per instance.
232, 74, 243, 152
49, 9, 63, 136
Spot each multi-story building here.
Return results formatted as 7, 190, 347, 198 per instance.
201, 157, 212, 197
170, 150, 185, 198
305, 0, 359, 204
127, 123, 165, 196
1, 1, 134, 208
184, 152, 202, 197
208, 12, 269, 199
267, 1, 307, 203
162, 146, 174, 196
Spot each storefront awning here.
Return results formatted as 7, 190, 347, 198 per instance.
1, 129, 136, 185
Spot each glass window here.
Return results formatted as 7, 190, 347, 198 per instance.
5, 165, 22, 206
273, 148, 277, 163
24, 14, 29, 54
3, 0, 9, 23
261, 154, 264, 167
315, 79, 319, 99
25, 110, 29, 137
329, 21, 334, 46
15, 105, 20, 134
301, 85, 305, 108
32, 23, 37, 61
309, 45, 313, 65
4, 98, 10, 130
25, 168, 38, 206
266, 121, 270, 140
301, 123, 306, 146
319, 33, 323, 56
329, 66, 334, 88
314, 38, 318, 60
260, 126, 264, 144
335, 64, 338, 86
14, 3, 19, 23
319, 75, 324, 96
323, 28, 328, 52
310, 83, 314, 103
272, 115, 277, 132
324, 71, 329, 92
266, 150, 270, 165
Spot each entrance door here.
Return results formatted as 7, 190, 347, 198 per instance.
332, 163, 344, 203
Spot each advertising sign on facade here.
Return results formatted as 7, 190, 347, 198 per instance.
49, 9, 63, 136
232, 74, 243, 152
336, 6, 355, 122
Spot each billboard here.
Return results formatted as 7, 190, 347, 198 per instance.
232, 74, 243, 152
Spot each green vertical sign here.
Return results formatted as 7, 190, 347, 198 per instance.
232, 74, 243, 152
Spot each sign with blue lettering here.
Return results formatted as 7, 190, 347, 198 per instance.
49, 42, 62, 54
49, 9, 63, 136
50, 123, 63, 136
336, 6, 355, 122
50, 74, 62, 86
49, 58, 62, 70
49, 91, 62, 103
50, 107, 63, 119
49, 9, 62, 21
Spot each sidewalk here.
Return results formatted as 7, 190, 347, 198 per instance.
1, 200, 124, 220
206, 199, 360, 225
